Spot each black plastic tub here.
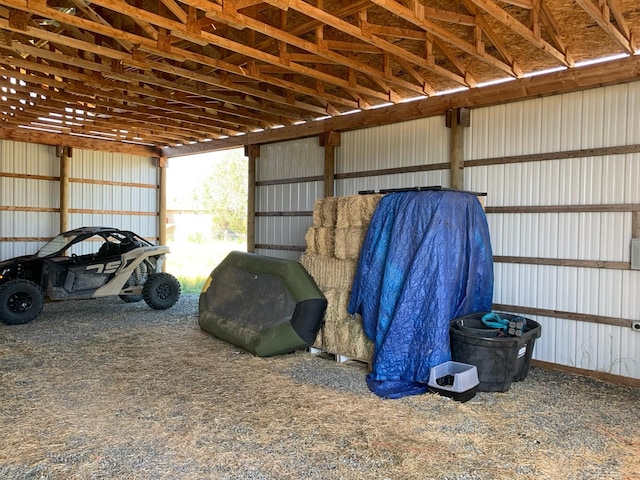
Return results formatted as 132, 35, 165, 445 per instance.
449, 312, 542, 392
454, 316, 502, 337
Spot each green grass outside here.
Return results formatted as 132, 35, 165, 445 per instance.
164, 239, 246, 294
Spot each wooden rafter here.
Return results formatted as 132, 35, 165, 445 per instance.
574, 0, 636, 54
0, 0, 635, 152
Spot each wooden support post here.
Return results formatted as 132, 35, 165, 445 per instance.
158, 156, 168, 251
59, 146, 70, 233
446, 108, 469, 191
320, 131, 340, 198
633, 212, 640, 238
245, 144, 260, 253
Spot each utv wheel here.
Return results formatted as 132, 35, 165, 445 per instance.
0, 279, 45, 325
142, 273, 181, 310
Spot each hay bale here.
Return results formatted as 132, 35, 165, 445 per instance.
320, 197, 337, 227
334, 227, 366, 260
304, 228, 318, 254
312, 199, 323, 227
336, 194, 384, 228
315, 227, 335, 257
319, 289, 374, 363
299, 253, 356, 291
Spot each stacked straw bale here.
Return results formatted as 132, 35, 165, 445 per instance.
300, 194, 384, 363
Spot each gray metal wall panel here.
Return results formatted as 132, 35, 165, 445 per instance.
258, 138, 324, 181
1, 139, 160, 260
255, 216, 311, 248
255, 139, 323, 253
256, 182, 323, 213
337, 116, 448, 174
466, 80, 640, 380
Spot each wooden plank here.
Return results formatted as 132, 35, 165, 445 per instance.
492, 303, 634, 329
254, 244, 306, 252
465, 144, 640, 167
246, 144, 259, 254
0, 172, 59, 182
68, 209, 158, 216
256, 175, 324, 186
531, 360, 640, 388
158, 157, 167, 252
486, 204, 640, 214
255, 211, 313, 217
60, 147, 70, 233
69, 178, 158, 189
448, 108, 464, 190
0, 206, 59, 212
335, 162, 449, 180
0, 127, 158, 157
493, 255, 630, 270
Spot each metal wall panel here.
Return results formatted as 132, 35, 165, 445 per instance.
0, 140, 59, 260
255, 138, 324, 258
337, 116, 448, 174
0, 139, 160, 260
256, 181, 323, 213
465, 80, 640, 380
70, 150, 158, 185
67, 150, 159, 239
258, 138, 324, 182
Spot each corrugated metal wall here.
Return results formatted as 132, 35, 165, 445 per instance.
69, 150, 159, 238
0, 140, 59, 259
336, 116, 449, 195
465, 82, 640, 379
255, 138, 324, 260
0, 141, 159, 261
255, 80, 640, 381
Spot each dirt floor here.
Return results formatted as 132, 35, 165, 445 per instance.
1, 294, 638, 480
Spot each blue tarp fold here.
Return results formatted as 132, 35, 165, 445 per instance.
347, 191, 494, 399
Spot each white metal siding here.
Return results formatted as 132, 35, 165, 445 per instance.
255, 138, 324, 258
336, 115, 449, 195
254, 80, 640, 381
0, 141, 160, 261
0, 141, 59, 258
466, 80, 640, 379
258, 138, 324, 181
69, 149, 159, 239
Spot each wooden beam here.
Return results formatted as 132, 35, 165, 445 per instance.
447, 108, 467, 190
245, 144, 259, 253
0, 127, 159, 157
368, 0, 517, 77
467, 0, 570, 65
319, 131, 339, 197
574, 0, 635, 54
165, 54, 640, 156
59, 146, 70, 233
158, 156, 168, 252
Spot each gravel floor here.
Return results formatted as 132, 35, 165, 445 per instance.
1, 294, 639, 480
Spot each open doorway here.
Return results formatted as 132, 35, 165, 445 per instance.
165, 148, 247, 293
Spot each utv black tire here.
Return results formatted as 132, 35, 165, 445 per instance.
0, 279, 45, 325
142, 273, 181, 310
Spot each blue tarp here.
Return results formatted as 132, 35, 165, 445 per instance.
347, 191, 494, 399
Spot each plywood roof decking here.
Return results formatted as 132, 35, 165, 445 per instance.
0, 0, 638, 156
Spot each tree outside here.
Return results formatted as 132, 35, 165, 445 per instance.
165, 149, 247, 293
